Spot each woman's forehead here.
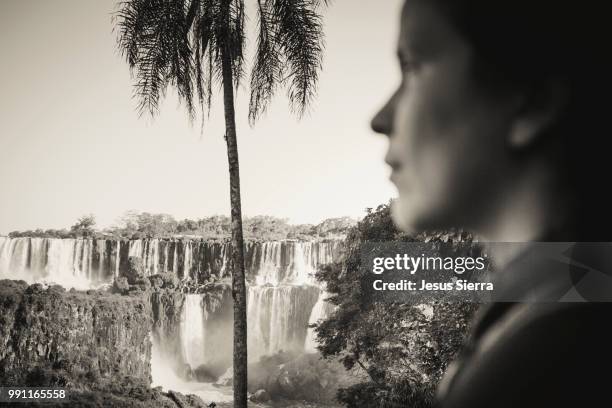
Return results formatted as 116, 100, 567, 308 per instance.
399, 0, 465, 59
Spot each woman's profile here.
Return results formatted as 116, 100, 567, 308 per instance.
371, 1, 611, 406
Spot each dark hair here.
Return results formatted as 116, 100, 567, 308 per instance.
431, 1, 610, 240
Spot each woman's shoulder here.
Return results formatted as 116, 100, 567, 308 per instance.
438, 302, 612, 407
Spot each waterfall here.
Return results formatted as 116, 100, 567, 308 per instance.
172, 243, 179, 276
183, 241, 192, 280
304, 290, 335, 353
0, 237, 340, 287
127, 239, 163, 276
252, 242, 283, 285
163, 239, 341, 376
0, 235, 341, 374
29, 238, 47, 280
180, 294, 207, 370
95, 239, 108, 280
0, 237, 121, 289
45, 239, 89, 289
246, 241, 340, 361
128, 239, 142, 259
247, 285, 319, 361
249, 241, 340, 286
0, 237, 31, 282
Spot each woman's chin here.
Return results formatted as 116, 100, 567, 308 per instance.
391, 198, 420, 233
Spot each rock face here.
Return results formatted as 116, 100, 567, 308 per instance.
0, 279, 216, 407
150, 288, 185, 373
0, 279, 152, 387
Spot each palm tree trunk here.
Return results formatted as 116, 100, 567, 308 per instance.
220, 3, 248, 406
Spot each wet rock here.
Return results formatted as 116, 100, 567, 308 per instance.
184, 393, 207, 407
249, 389, 271, 403
150, 290, 185, 370
160, 272, 179, 289
165, 389, 208, 407
149, 272, 179, 289
113, 276, 130, 294
134, 276, 152, 292
215, 367, 233, 386
25, 283, 45, 294
168, 389, 189, 407
48, 284, 66, 294
149, 274, 164, 289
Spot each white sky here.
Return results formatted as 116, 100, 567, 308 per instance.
0, 0, 402, 234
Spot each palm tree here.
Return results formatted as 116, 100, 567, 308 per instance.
115, 0, 327, 406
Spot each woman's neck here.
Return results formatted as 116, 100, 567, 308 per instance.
475, 162, 569, 268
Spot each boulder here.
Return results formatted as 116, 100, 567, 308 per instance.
113, 277, 130, 294
215, 367, 233, 386
249, 389, 271, 403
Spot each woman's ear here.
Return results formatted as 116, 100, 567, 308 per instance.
508, 80, 568, 149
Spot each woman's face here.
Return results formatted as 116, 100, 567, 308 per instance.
372, 1, 518, 233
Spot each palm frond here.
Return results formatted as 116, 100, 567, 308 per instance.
248, 0, 284, 124
117, 0, 222, 120
116, 0, 327, 124
274, 0, 325, 117
249, 0, 326, 121
193, 0, 216, 116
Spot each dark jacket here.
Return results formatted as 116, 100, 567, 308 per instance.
437, 242, 612, 407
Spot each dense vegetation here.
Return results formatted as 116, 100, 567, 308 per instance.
7, 212, 356, 241
313, 203, 479, 407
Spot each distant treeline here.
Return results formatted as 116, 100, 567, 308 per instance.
7, 211, 357, 241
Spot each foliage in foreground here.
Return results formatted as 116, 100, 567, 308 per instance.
314, 203, 479, 407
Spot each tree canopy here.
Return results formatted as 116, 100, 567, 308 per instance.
115, 0, 328, 123
7, 212, 356, 241
314, 203, 478, 407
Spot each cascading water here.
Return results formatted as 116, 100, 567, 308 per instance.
247, 285, 320, 360
147, 239, 342, 383
183, 241, 193, 281
0, 236, 260, 288
0, 236, 120, 289
304, 291, 336, 353
0, 235, 342, 381
180, 294, 207, 370
244, 241, 340, 361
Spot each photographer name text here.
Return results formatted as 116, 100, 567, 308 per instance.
371, 254, 493, 292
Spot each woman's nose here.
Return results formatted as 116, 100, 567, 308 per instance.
370, 92, 397, 135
